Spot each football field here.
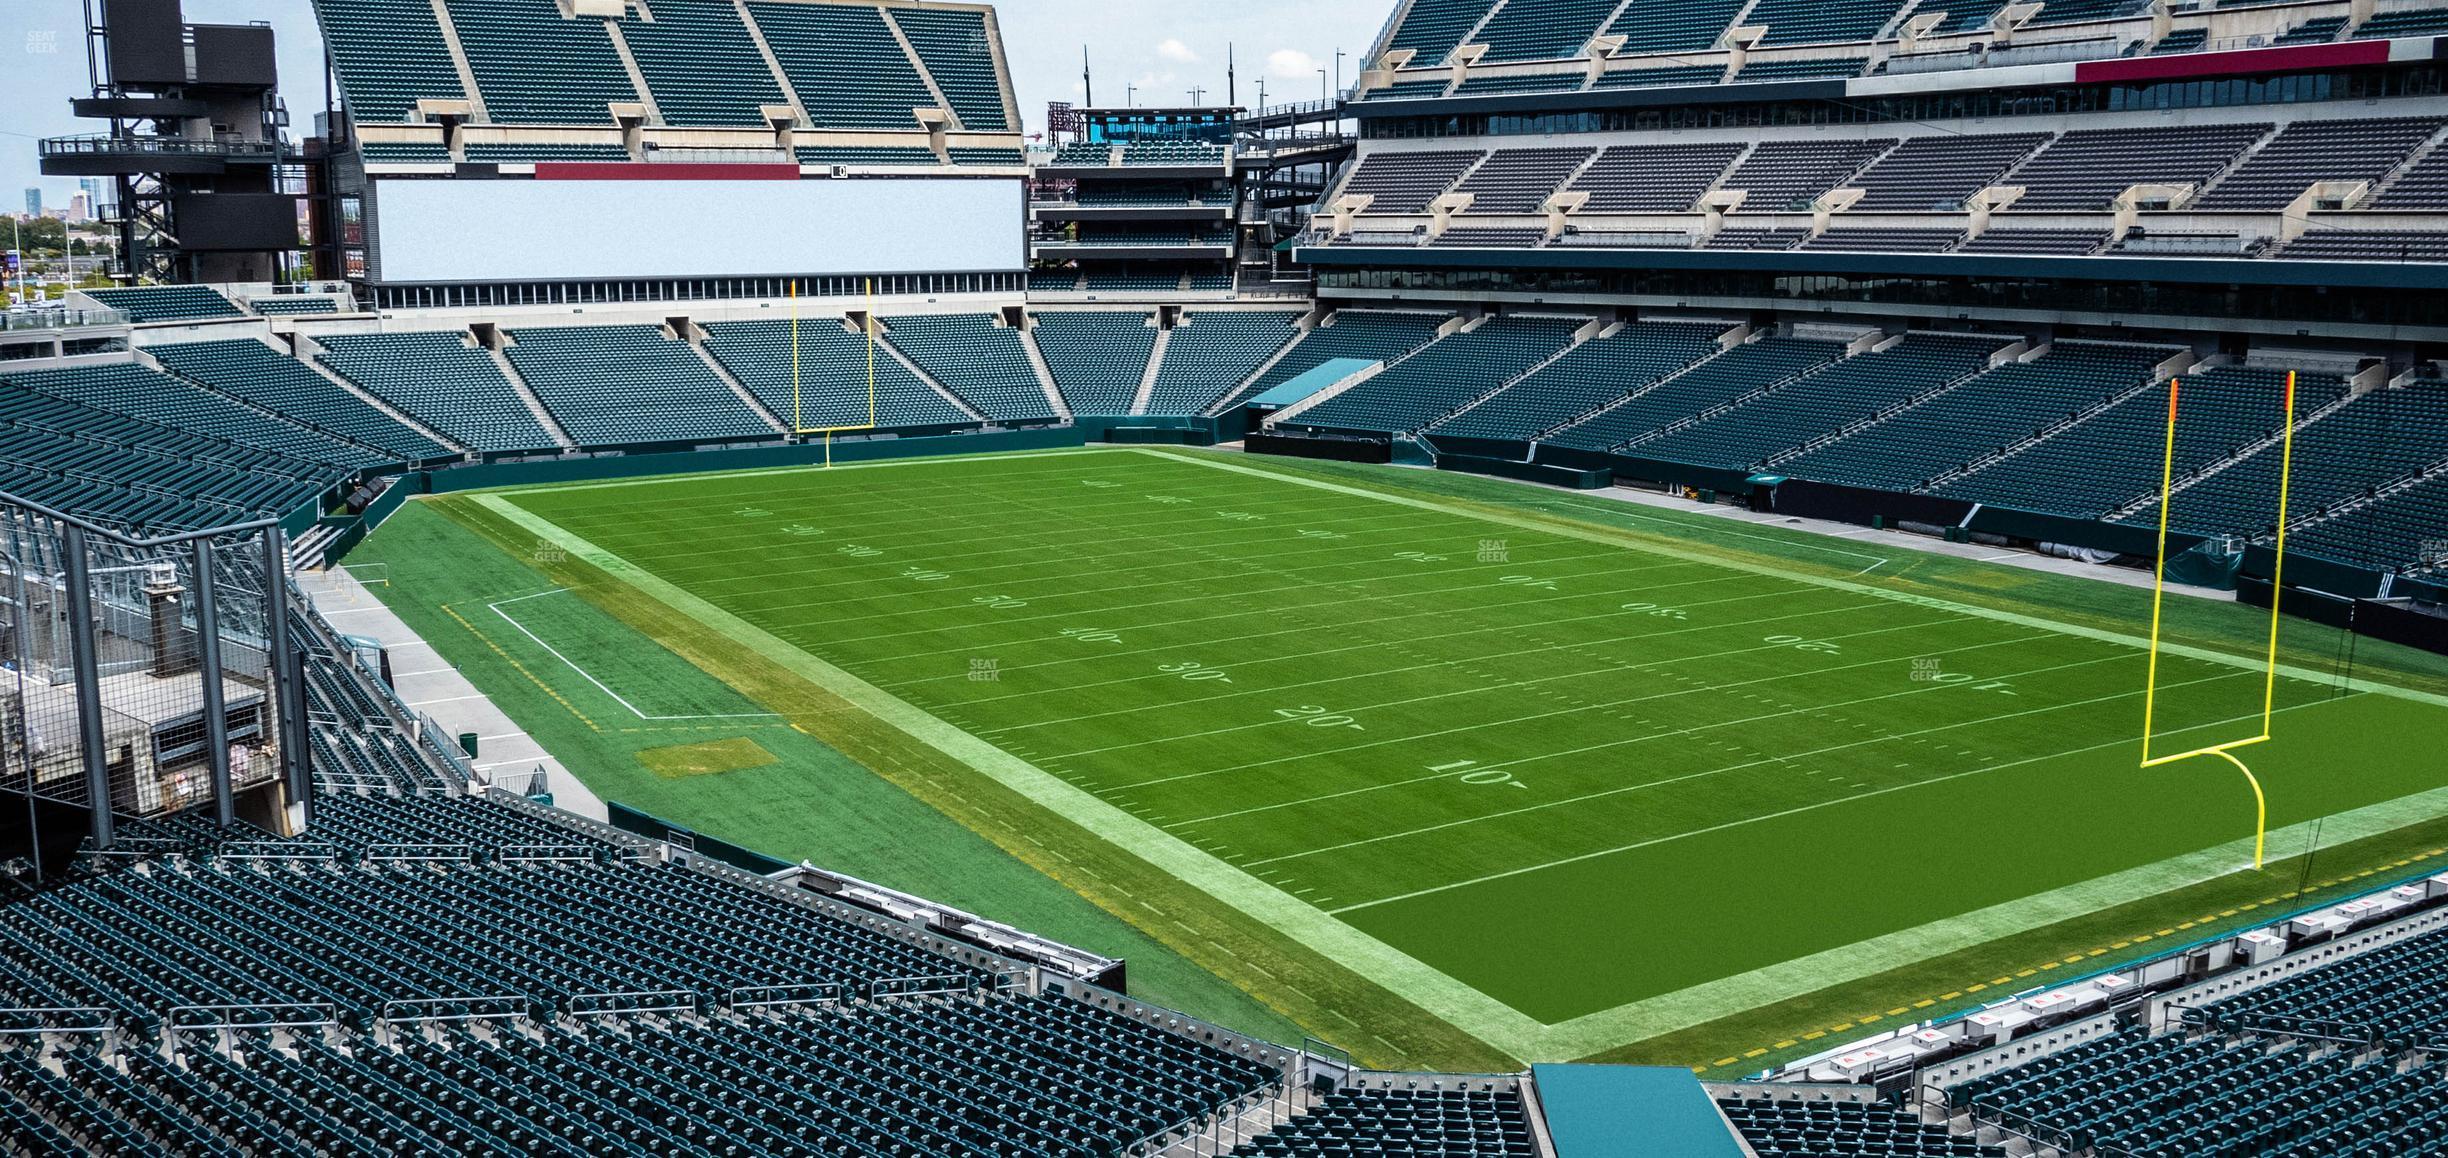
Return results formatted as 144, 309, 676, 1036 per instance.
412, 447, 2448, 1063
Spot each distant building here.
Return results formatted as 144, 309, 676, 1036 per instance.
69, 194, 90, 223
21, 188, 39, 218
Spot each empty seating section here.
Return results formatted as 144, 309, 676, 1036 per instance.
1594, 64, 1726, 88
1956, 228, 2110, 255
1956, 1026, 2448, 1155
1722, 139, 1894, 212
1608, 0, 1747, 51
750, 1, 936, 128
309, 0, 467, 123
247, 297, 341, 315
1786, 342, 2173, 490
1735, 56, 1870, 80
702, 318, 972, 431
505, 325, 775, 445
1240, 1085, 1535, 1155
1720, 1095, 2004, 1157
312, 331, 559, 452
1926, 0, 2014, 33
2297, 469, 2448, 570
2281, 229, 2448, 261
1452, 72, 1587, 95
461, 141, 630, 161
1474, 0, 1617, 60
889, 8, 1010, 130
1343, 150, 1483, 212
1801, 226, 1963, 252
1847, 133, 2051, 211
357, 140, 450, 162
1433, 227, 1544, 247
1032, 312, 1158, 415
1210, 311, 1450, 413
1546, 336, 1846, 451
1431, 321, 1724, 441
1292, 315, 1584, 434
2359, 5, 2448, 38
1635, 333, 2005, 468
2003, 122, 2271, 211
441, 0, 638, 125
1368, 76, 1456, 100
614, 0, 784, 128
2132, 379, 2448, 540
882, 314, 1058, 423
1744, 0, 1906, 46
2024, 0, 2149, 25
1568, 142, 1744, 212
949, 145, 1025, 165
1146, 311, 1302, 415
0, 382, 338, 532
1453, 147, 1591, 213
2195, 117, 2443, 209
2376, 148, 2448, 208
1942, 366, 2344, 517
795, 143, 938, 166
80, 285, 243, 324
2151, 28, 2208, 53
149, 340, 452, 463
5, 362, 377, 469
1054, 141, 1116, 165
1123, 141, 1228, 166
1387, 0, 1498, 66
2276, 14, 2348, 43
1707, 225, 1809, 249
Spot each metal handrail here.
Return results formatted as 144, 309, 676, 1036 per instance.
39, 133, 280, 159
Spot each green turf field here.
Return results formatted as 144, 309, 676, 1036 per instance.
362, 446, 2448, 1069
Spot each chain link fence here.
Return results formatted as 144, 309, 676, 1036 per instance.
0, 491, 302, 846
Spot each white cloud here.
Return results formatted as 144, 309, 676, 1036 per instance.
1266, 48, 1318, 79
1155, 38, 1199, 63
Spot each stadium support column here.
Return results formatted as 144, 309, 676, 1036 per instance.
61, 527, 111, 849
260, 528, 309, 828
193, 539, 234, 828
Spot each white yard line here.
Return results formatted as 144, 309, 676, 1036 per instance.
485, 588, 778, 722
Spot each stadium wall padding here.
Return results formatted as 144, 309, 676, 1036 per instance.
607, 801, 796, 875
1438, 454, 1612, 490
1766, 479, 1976, 529
2240, 544, 2390, 600
1967, 505, 2184, 559
1608, 454, 1755, 496
421, 429, 1086, 494
1245, 432, 1393, 464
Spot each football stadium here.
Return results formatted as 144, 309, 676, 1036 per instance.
7, 0, 2448, 1150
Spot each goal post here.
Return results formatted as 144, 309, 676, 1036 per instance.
789, 278, 879, 458
2137, 369, 2299, 869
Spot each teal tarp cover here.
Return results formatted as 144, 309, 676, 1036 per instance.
1248, 357, 1378, 408
2166, 539, 2245, 591
1531, 1064, 1744, 1157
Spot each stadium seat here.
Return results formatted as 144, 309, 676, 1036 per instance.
312, 331, 562, 453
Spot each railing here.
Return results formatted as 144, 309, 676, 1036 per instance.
723, 983, 846, 1011
0, 1007, 113, 1036
0, 306, 128, 332
377, 996, 531, 1026
165, 1002, 338, 1032
39, 133, 280, 161
568, 989, 701, 1017
870, 973, 976, 1000
362, 842, 477, 863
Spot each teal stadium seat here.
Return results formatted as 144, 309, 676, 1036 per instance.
1144, 310, 1303, 415
615, 0, 786, 128
312, 331, 561, 453
1430, 321, 1725, 442
148, 339, 454, 463
505, 325, 777, 445
750, 1, 938, 129
442, 0, 639, 124
890, 8, 1011, 130
308, 0, 468, 123
702, 318, 974, 431
880, 314, 1060, 424
1032, 312, 1159, 415
1289, 315, 1586, 436
80, 285, 243, 324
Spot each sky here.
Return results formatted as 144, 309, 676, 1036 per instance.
1, 0, 1392, 209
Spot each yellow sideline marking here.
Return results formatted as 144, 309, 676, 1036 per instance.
2138, 372, 2299, 870
441, 601, 599, 731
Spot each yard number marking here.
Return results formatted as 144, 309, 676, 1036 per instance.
1160, 660, 1234, 683
1274, 705, 1364, 731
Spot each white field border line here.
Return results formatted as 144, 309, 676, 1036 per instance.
1134, 449, 2448, 709
486, 588, 780, 723
476, 465, 2429, 1062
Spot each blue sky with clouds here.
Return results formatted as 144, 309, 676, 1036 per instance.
2, 0, 1390, 208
